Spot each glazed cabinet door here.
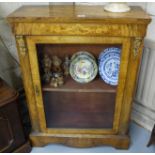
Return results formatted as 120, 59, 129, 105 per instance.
24, 36, 131, 135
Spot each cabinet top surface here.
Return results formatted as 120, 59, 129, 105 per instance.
7, 5, 151, 24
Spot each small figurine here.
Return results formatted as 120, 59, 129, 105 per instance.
50, 76, 58, 88
52, 56, 62, 73
42, 54, 52, 83
50, 73, 64, 88
63, 56, 70, 76
50, 56, 64, 87
57, 74, 64, 86
43, 72, 51, 83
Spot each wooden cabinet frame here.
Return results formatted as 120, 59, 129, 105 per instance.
8, 5, 151, 149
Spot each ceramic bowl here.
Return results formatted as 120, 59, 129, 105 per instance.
104, 2, 130, 13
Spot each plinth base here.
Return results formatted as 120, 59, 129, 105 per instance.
30, 132, 130, 149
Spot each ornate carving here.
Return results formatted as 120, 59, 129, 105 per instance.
14, 23, 146, 37
16, 35, 27, 56
133, 37, 143, 58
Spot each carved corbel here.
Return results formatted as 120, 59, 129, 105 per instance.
133, 37, 143, 58
16, 35, 27, 56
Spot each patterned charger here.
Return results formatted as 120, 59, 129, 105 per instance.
70, 51, 98, 83
98, 47, 121, 86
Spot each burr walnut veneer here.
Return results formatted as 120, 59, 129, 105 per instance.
7, 5, 151, 149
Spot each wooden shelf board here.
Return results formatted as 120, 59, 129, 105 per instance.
42, 77, 116, 93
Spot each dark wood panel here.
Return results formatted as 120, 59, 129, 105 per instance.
0, 79, 17, 107
0, 102, 25, 152
0, 115, 13, 152
37, 44, 121, 59
0, 79, 31, 153
43, 91, 116, 129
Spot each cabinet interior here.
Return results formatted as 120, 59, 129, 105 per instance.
36, 43, 122, 129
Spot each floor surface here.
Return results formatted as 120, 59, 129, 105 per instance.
31, 122, 155, 153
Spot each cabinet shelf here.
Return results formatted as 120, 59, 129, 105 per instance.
42, 77, 116, 93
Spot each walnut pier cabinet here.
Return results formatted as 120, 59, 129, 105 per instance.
7, 5, 151, 149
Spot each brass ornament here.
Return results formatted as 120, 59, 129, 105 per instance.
16, 35, 27, 56
133, 37, 143, 58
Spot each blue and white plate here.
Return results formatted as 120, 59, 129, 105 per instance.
98, 47, 121, 86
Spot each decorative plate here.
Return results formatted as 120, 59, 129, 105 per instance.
71, 51, 96, 61
98, 47, 121, 86
70, 52, 98, 83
